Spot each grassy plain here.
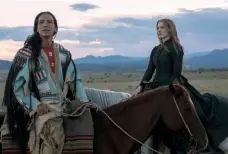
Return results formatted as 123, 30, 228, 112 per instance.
82, 70, 228, 96
0, 70, 227, 102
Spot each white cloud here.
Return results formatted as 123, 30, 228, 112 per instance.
89, 39, 103, 45
0, 39, 112, 60
55, 40, 81, 45
55, 39, 104, 45
1, 0, 228, 28
63, 45, 114, 58
0, 40, 23, 60
1, 0, 228, 60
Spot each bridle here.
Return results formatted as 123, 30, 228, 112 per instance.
141, 81, 200, 153
171, 94, 198, 153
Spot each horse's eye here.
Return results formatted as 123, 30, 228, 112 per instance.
185, 107, 191, 112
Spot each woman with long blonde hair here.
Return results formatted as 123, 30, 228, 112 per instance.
133, 18, 184, 93
133, 18, 228, 154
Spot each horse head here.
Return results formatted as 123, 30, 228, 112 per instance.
167, 84, 208, 152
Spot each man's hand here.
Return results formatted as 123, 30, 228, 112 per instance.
36, 103, 50, 116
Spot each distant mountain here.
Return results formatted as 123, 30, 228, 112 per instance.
74, 55, 147, 64
74, 53, 202, 65
74, 55, 149, 72
186, 49, 228, 69
74, 49, 228, 70
0, 60, 12, 71
185, 51, 211, 59
0, 49, 228, 72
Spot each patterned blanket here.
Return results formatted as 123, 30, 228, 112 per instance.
1, 100, 94, 154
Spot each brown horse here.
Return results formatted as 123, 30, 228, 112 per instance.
0, 84, 208, 154
92, 84, 208, 154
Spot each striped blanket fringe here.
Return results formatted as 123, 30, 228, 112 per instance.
2, 135, 93, 154
1, 102, 94, 154
63, 135, 93, 154
1, 135, 30, 154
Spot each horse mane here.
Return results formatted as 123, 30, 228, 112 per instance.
84, 87, 131, 108
102, 84, 193, 116
102, 85, 170, 115
172, 84, 193, 113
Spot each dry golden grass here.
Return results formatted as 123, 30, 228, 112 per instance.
83, 71, 228, 96
0, 70, 227, 100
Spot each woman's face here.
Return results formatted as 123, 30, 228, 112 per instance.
37, 13, 56, 38
157, 21, 170, 40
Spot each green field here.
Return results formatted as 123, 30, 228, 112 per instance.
0, 70, 227, 100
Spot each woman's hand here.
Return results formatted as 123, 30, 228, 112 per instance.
172, 78, 179, 84
132, 86, 143, 96
36, 103, 50, 116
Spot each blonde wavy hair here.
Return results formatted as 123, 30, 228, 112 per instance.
156, 18, 183, 51
156, 18, 185, 71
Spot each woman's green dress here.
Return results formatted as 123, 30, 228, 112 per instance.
140, 39, 228, 153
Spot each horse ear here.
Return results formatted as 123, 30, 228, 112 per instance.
169, 84, 176, 94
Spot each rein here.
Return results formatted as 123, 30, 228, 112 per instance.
172, 96, 212, 154
60, 101, 164, 154
171, 95, 198, 153
59, 94, 201, 154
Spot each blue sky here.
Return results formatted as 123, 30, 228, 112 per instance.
1, 0, 228, 60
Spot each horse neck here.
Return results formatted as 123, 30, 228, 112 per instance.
95, 89, 167, 154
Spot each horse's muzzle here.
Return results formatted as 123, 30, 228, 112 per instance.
189, 137, 208, 153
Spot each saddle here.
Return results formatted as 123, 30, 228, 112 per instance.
141, 79, 180, 92
1, 98, 95, 154
61, 98, 94, 153
141, 81, 161, 92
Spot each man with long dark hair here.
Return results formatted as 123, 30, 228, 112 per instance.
1, 11, 92, 154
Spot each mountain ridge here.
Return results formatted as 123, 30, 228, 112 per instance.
0, 48, 228, 71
